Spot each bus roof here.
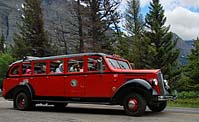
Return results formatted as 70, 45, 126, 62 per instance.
10, 53, 112, 66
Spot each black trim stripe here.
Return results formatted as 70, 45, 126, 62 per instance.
7, 72, 155, 78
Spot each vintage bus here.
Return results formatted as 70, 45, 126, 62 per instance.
2, 53, 175, 116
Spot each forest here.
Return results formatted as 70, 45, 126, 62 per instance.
1, 0, 199, 103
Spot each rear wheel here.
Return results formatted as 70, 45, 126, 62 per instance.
123, 93, 146, 116
148, 101, 167, 112
14, 92, 33, 110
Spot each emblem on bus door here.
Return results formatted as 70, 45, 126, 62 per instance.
71, 79, 78, 87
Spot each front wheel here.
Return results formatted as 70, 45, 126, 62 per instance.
14, 92, 33, 110
123, 93, 146, 116
148, 101, 167, 112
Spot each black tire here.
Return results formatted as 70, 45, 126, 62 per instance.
14, 92, 33, 110
123, 93, 146, 116
54, 103, 68, 109
148, 101, 167, 112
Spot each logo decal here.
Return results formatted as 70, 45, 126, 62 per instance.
71, 79, 78, 87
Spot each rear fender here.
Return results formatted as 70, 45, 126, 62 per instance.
4, 82, 35, 100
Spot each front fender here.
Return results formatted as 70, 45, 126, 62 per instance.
112, 79, 153, 104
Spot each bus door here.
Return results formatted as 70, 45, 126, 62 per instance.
47, 59, 65, 97
84, 56, 111, 97
31, 61, 48, 96
65, 58, 85, 97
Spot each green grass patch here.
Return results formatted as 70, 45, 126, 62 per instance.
168, 98, 199, 108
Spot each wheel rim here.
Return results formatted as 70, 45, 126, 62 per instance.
17, 95, 25, 109
128, 98, 138, 111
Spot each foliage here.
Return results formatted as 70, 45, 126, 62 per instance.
80, 0, 121, 52
0, 53, 15, 89
177, 91, 199, 99
0, 33, 5, 53
125, 0, 144, 37
144, 0, 180, 75
112, 33, 133, 61
168, 91, 199, 108
168, 98, 199, 108
181, 38, 199, 90
13, 0, 52, 58
124, 0, 148, 68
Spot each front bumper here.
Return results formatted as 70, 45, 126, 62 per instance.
158, 95, 177, 101
158, 89, 178, 101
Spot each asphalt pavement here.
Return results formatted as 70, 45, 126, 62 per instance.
0, 97, 199, 122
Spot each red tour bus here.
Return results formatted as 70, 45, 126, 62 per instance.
2, 53, 176, 116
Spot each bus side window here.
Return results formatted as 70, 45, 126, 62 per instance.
10, 65, 20, 75
68, 58, 84, 72
34, 62, 47, 74
22, 63, 31, 74
50, 60, 64, 73
87, 57, 106, 72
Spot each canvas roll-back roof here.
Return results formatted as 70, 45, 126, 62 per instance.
10, 53, 109, 66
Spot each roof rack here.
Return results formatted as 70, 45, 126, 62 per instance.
23, 56, 40, 61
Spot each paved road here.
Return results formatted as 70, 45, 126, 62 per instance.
0, 97, 199, 122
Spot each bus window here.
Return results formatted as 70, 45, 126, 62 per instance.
50, 60, 64, 73
22, 63, 31, 74
34, 62, 47, 74
87, 57, 106, 72
10, 65, 20, 75
68, 58, 84, 72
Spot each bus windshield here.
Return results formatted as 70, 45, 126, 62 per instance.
106, 58, 130, 69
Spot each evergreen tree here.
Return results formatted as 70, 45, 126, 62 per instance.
183, 38, 199, 90
13, 0, 51, 58
145, 0, 179, 74
82, 0, 121, 52
0, 33, 5, 53
125, 0, 147, 68
113, 32, 132, 60
0, 53, 15, 89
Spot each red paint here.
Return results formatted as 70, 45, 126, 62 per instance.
2, 53, 162, 99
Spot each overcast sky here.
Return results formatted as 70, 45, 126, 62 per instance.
121, 0, 199, 40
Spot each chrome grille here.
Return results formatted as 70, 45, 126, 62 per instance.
157, 72, 166, 95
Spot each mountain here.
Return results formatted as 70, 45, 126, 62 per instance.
0, 0, 22, 42
0, 1, 195, 60
173, 33, 194, 65
0, 0, 72, 42
0, 0, 80, 54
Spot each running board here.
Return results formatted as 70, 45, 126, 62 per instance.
32, 99, 112, 105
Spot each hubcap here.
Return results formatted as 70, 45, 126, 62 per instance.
128, 98, 138, 111
18, 96, 25, 109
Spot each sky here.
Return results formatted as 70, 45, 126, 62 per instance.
120, 0, 199, 40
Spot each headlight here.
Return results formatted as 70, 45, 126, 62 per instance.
164, 80, 168, 86
164, 79, 170, 89
152, 78, 158, 86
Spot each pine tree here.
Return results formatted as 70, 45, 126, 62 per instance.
125, 0, 147, 68
184, 38, 199, 90
145, 0, 179, 74
113, 33, 131, 59
82, 0, 121, 52
0, 33, 5, 53
13, 0, 51, 58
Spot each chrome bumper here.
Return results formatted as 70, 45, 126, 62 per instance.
158, 95, 177, 101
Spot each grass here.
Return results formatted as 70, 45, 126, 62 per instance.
168, 98, 199, 108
